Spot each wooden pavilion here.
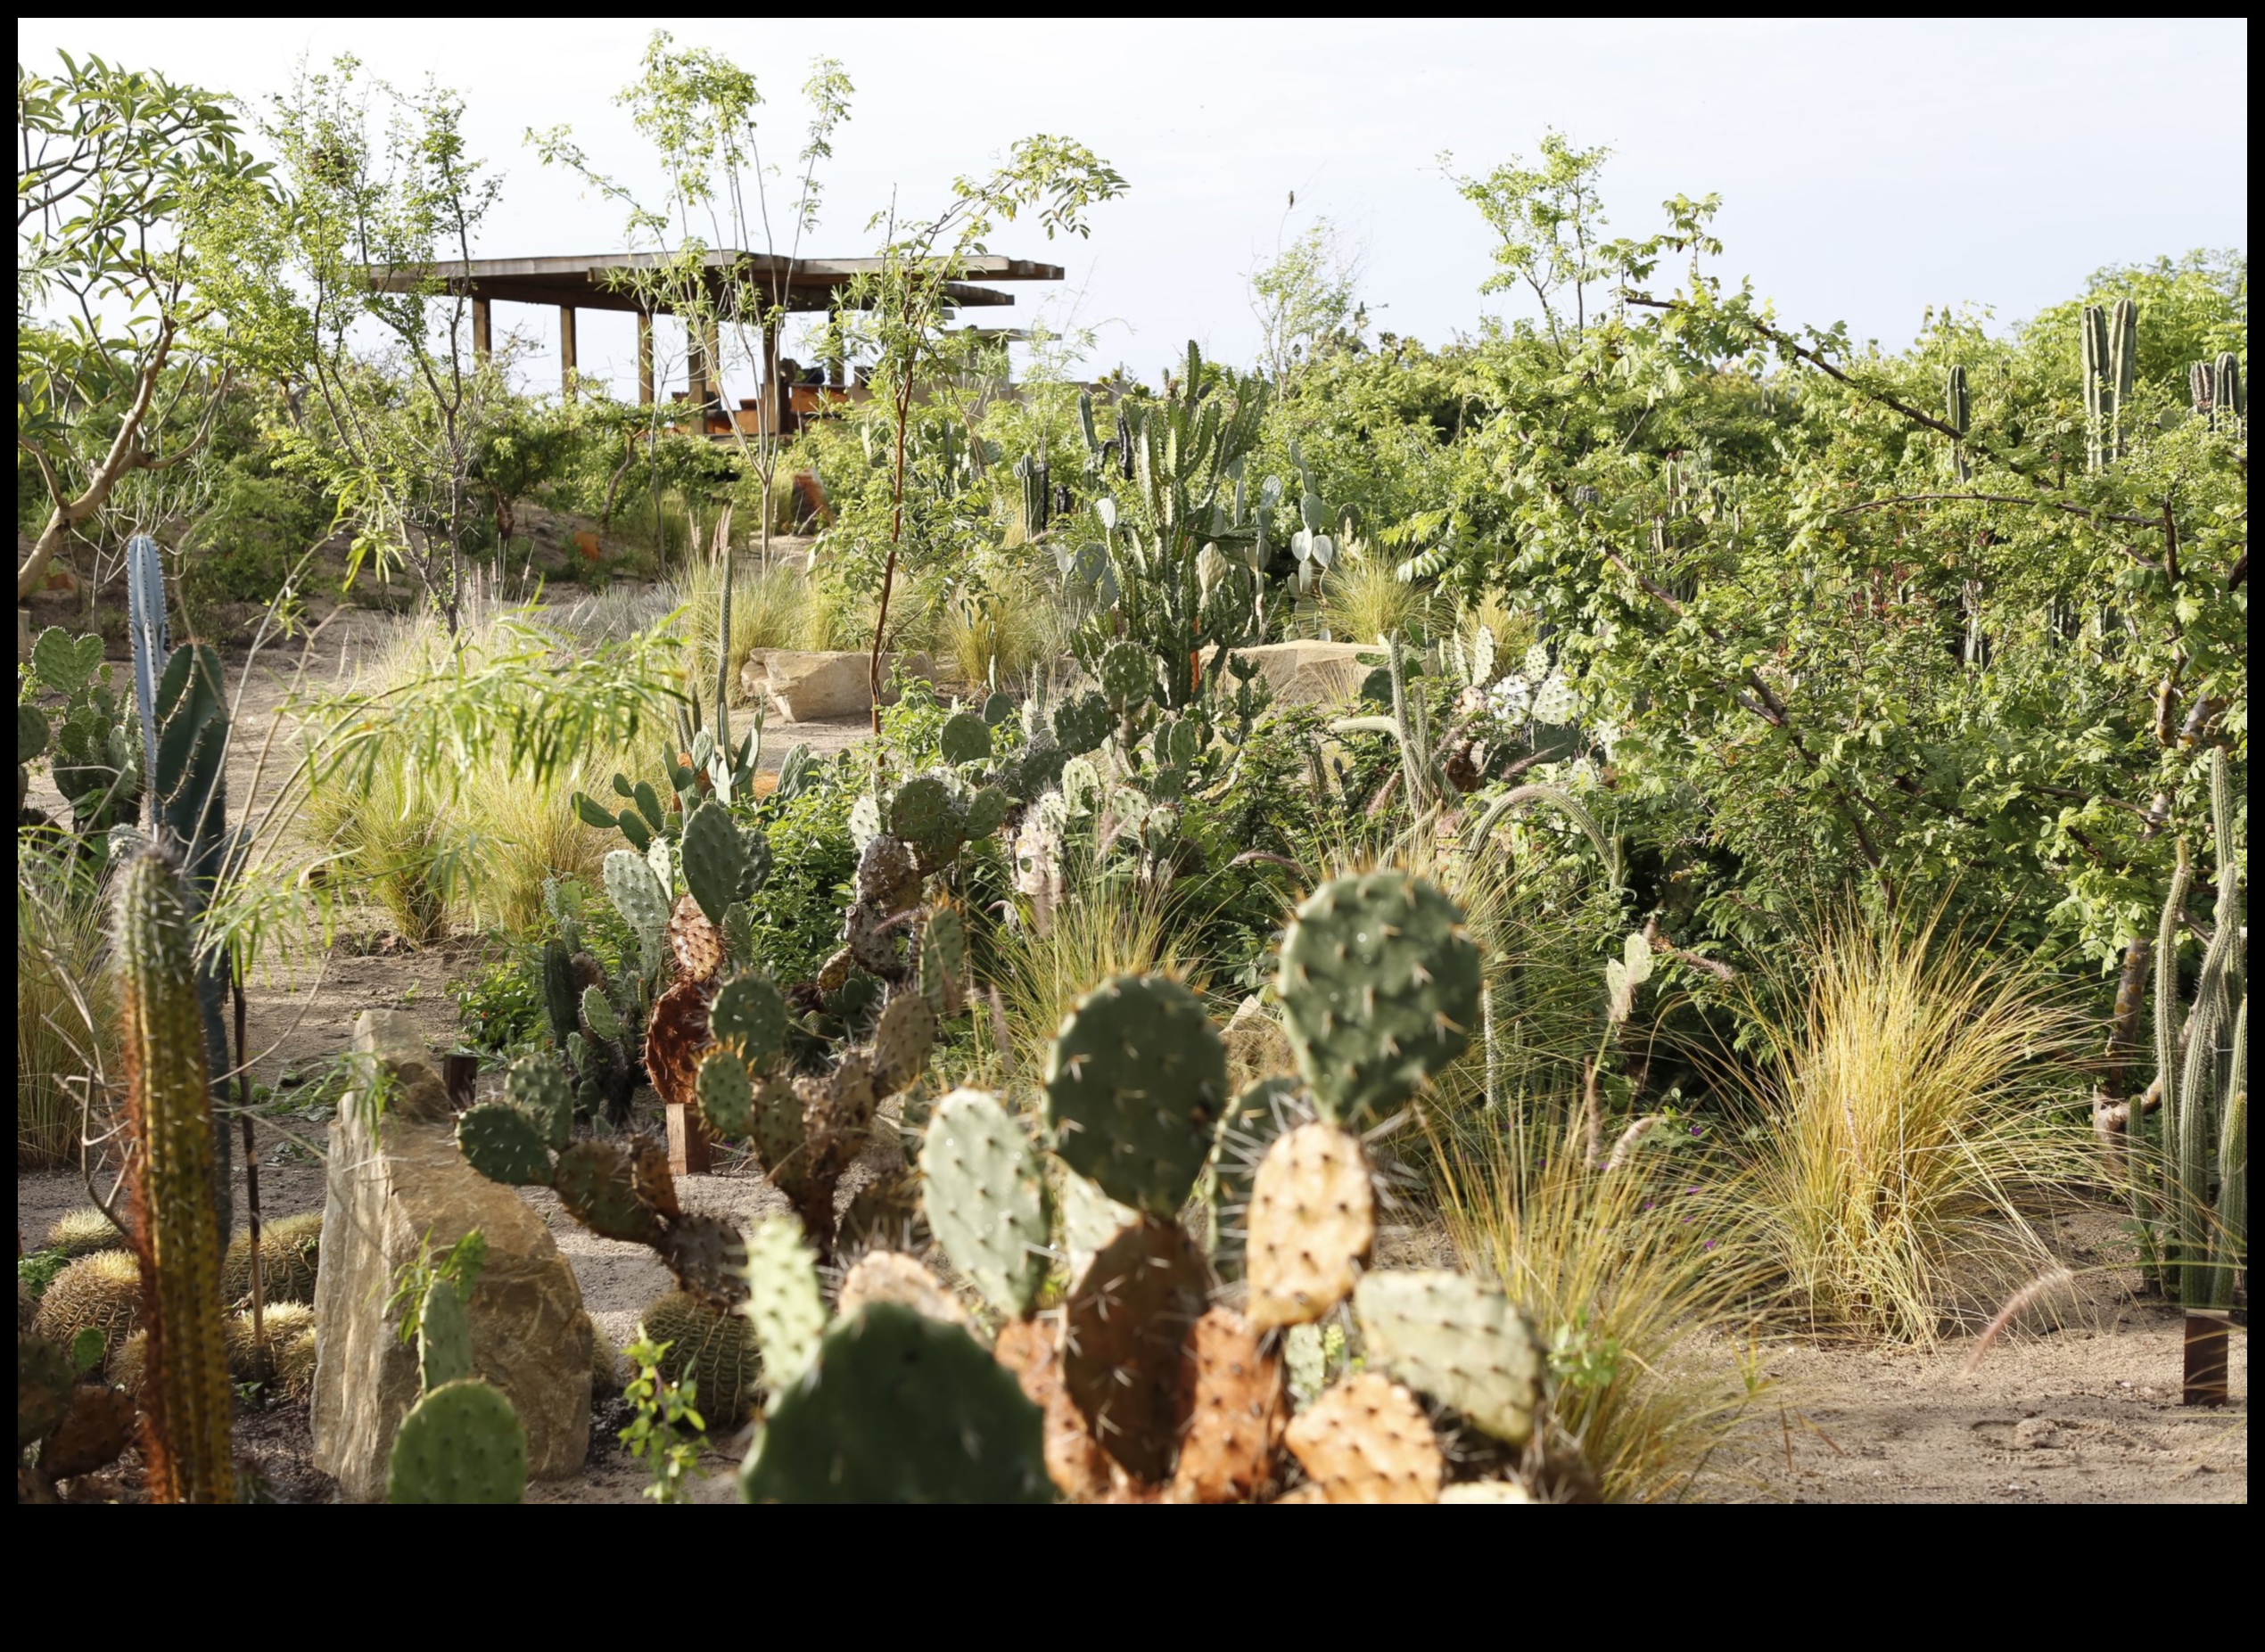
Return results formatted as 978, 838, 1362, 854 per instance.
367, 251, 1062, 437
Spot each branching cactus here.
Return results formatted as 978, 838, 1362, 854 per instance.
2147, 747, 2247, 1308
116, 849, 234, 1503
2080, 298, 2137, 472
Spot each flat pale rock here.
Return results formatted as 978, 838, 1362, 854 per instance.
311, 1011, 594, 1501
763, 650, 940, 720
1230, 641, 1371, 705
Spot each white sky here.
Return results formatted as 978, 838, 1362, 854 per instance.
20, 18, 2250, 402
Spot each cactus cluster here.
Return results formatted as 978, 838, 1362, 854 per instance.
17, 1324, 136, 1499
2080, 299, 2137, 472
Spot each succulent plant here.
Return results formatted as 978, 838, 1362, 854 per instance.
1044, 974, 1228, 1217
835, 1252, 973, 1332
31, 1251, 142, 1368
920, 1089, 1049, 1319
416, 1275, 474, 1392
1353, 1270, 1545, 1446
1064, 1217, 1209, 1484
1169, 1307, 1287, 1504
1244, 1123, 1374, 1329
219, 1211, 323, 1307
739, 1214, 828, 1396
1281, 1371, 1442, 1504
386, 1377, 527, 1504
642, 1288, 762, 1425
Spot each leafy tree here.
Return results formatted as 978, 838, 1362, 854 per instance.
1248, 217, 1365, 388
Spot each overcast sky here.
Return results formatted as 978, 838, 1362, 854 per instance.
20, 18, 2250, 402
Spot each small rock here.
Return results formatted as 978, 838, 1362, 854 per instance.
2013, 1418, 2059, 1450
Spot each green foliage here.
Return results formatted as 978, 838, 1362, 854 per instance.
619, 1333, 707, 1504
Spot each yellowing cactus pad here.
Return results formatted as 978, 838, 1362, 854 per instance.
1169, 1308, 1287, 1504
837, 1251, 974, 1332
1244, 1123, 1373, 1329
667, 892, 725, 982
1282, 1372, 1442, 1504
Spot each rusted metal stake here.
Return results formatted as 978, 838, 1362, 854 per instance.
443, 1051, 480, 1111
2183, 1312, 2231, 1406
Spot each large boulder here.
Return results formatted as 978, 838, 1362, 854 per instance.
763, 650, 939, 720
1230, 641, 1371, 705
310, 1011, 593, 1500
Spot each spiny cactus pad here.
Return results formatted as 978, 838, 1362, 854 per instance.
1045, 974, 1227, 1218
888, 775, 962, 859
1169, 1307, 1287, 1504
920, 1089, 1048, 1318
695, 1048, 756, 1138
1282, 1372, 1443, 1504
657, 1212, 749, 1306
918, 908, 967, 1016
1052, 692, 1109, 755
994, 1317, 1114, 1500
680, 799, 747, 926
711, 974, 787, 1071
938, 710, 992, 766
1058, 1168, 1138, 1289
855, 834, 921, 916
964, 785, 1011, 840
386, 1378, 528, 1504
1277, 871, 1481, 1124
32, 1251, 140, 1369
642, 1289, 761, 1426
1352, 1270, 1544, 1446
666, 893, 726, 982
457, 1102, 555, 1186
744, 1304, 1051, 1504
1064, 1218, 1208, 1484
554, 1141, 666, 1245
644, 974, 716, 1114
1099, 639, 1152, 708
870, 990, 938, 1096
841, 1169, 926, 1252
506, 1055, 575, 1151
752, 1079, 809, 1195
836, 1252, 973, 1331
740, 1214, 828, 1395
417, 1276, 474, 1391
602, 849, 671, 964
1244, 1124, 1374, 1329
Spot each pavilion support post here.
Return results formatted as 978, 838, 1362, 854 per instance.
764, 313, 784, 437
688, 318, 709, 424
559, 305, 578, 399
704, 319, 723, 429
637, 312, 654, 406
471, 298, 491, 362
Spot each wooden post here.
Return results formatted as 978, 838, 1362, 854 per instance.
558, 305, 578, 399
637, 312, 654, 406
764, 313, 784, 435
666, 1101, 713, 1176
471, 297, 491, 362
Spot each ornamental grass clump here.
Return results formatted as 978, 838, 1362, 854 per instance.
1731, 915, 2088, 1345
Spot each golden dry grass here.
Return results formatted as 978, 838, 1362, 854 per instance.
1727, 913, 2088, 1345
17, 859, 117, 1169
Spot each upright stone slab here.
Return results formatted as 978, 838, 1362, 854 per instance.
310, 1011, 593, 1500
763, 650, 939, 720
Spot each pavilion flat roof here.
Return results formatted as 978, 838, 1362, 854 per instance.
366, 251, 1063, 316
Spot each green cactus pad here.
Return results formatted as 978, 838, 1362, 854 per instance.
657, 1212, 750, 1306
938, 710, 992, 766
553, 1141, 665, 1245
602, 850, 671, 965
920, 1089, 1048, 1318
740, 1214, 828, 1395
741, 1304, 1050, 1504
632, 780, 666, 832
615, 809, 654, 852
680, 800, 746, 926
1045, 974, 1227, 1218
386, 1378, 527, 1504
855, 834, 921, 916
695, 1048, 755, 1138
711, 974, 787, 1071
888, 775, 962, 859
982, 692, 1015, 727
1352, 1270, 1544, 1447
579, 982, 623, 1044
736, 826, 773, 899
963, 785, 1012, 840
1277, 872, 1481, 1125
1059, 756, 1102, 811
642, 1289, 761, 1426
919, 908, 966, 1016
1099, 640, 1153, 709
417, 1276, 474, 1391
505, 1054, 575, 1151
1058, 1168, 1138, 1288
870, 990, 938, 1096
457, 1103, 555, 1186
1053, 692, 1109, 755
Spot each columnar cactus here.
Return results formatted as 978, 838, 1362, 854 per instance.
116, 849, 234, 1503
2080, 299, 2137, 471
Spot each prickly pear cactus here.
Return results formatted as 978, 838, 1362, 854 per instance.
1053, 692, 1109, 756
740, 1214, 827, 1395
1353, 1270, 1544, 1446
855, 834, 921, 916
644, 974, 716, 1114
964, 785, 1011, 840
553, 1141, 666, 1245
993, 1316, 1113, 1501
457, 1102, 554, 1186
889, 775, 964, 864
1169, 1307, 1287, 1504
417, 1276, 474, 1392
742, 1304, 1051, 1504
938, 710, 992, 766
711, 974, 787, 1070
680, 800, 747, 926
386, 1378, 528, 1504
1281, 1372, 1441, 1505
1058, 1167, 1137, 1289
920, 1089, 1048, 1318
1064, 1218, 1209, 1484
666, 893, 725, 982
504, 1054, 574, 1151
1277, 872, 1481, 1125
1045, 974, 1227, 1218
870, 990, 938, 1097
695, 1048, 756, 1138
918, 908, 966, 1016
603, 850, 671, 971
1244, 1123, 1374, 1329
577, 983, 623, 1045
836, 1252, 973, 1331
1099, 639, 1153, 709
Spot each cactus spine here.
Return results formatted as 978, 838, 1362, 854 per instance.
117, 849, 234, 1502
2080, 299, 2137, 471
